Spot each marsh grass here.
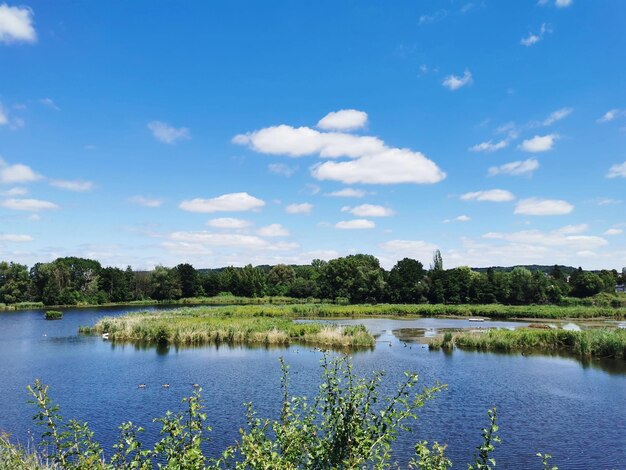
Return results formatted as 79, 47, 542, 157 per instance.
430, 328, 626, 359
81, 307, 374, 349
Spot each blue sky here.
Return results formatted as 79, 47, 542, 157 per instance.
0, 0, 625, 270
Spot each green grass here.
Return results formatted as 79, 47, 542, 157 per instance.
81, 307, 374, 349
44, 310, 63, 320
430, 328, 626, 359
191, 302, 624, 320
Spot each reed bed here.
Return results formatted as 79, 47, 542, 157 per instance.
81, 308, 374, 349
430, 328, 626, 359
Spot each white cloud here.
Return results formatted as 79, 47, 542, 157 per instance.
379, 239, 438, 262
0, 4, 36, 44
1, 198, 58, 211
469, 139, 509, 153
147, 121, 191, 144
454, 215, 471, 222
0, 158, 41, 184
342, 204, 394, 217
234, 112, 446, 185
419, 9, 448, 25
442, 70, 472, 91
311, 148, 446, 185
597, 109, 625, 123
555, 224, 588, 234
555, 0, 572, 7
168, 231, 297, 251
327, 188, 367, 198
258, 224, 290, 237
130, 196, 163, 207
595, 198, 622, 206
180, 192, 265, 213
604, 228, 623, 236
0, 233, 33, 242
521, 23, 550, 46
335, 219, 375, 230
268, 163, 297, 177
317, 109, 368, 131
234, 124, 385, 158
40, 98, 60, 111
488, 158, 539, 176
1, 186, 27, 196
461, 189, 515, 202
542, 107, 572, 125
50, 179, 94, 192
514, 197, 574, 216
482, 227, 605, 250
207, 217, 251, 229
285, 202, 313, 214
606, 161, 626, 178
519, 134, 557, 152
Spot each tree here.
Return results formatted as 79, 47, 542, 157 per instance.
388, 258, 426, 303
174, 263, 202, 298
318, 254, 385, 303
150, 266, 182, 301
0, 261, 30, 304
569, 272, 604, 298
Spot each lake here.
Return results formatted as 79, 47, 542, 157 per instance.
0, 306, 624, 469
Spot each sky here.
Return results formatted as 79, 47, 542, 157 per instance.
0, 0, 625, 271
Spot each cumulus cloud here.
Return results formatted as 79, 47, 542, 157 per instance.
207, 217, 251, 229
604, 228, 623, 236
147, 121, 191, 144
0, 158, 41, 184
1, 198, 58, 211
268, 163, 297, 177
444, 215, 471, 223
469, 139, 509, 153
50, 179, 94, 192
597, 109, 625, 123
327, 188, 367, 198
514, 197, 574, 216
542, 107, 572, 126
285, 202, 313, 214
521, 23, 550, 46
0, 233, 33, 242
130, 196, 163, 207
519, 134, 557, 152
442, 70, 472, 91
482, 227, 605, 250
606, 161, 626, 178
311, 148, 446, 185
168, 231, 297, 251
258, 224, 290, 237
335, 219, 375, 229
180, 192, 265, 213
0, 3, 36, 44
317, 109, 368, 131
488, 158, 539, 177
342, 204, 394, 217
1, 186, 27, 196
379, 239, 438, 262
233, 111, 446, 185
461, 189, 515, 202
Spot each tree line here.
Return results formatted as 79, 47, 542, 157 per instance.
0, 251, 623, 307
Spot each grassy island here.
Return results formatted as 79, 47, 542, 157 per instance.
429, 328, 626, 360
80, 306, 374, 349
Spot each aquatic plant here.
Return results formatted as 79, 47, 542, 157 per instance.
44, 311, 63, 321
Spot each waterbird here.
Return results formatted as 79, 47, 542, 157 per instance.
138, 384, 146, 389
162, 383, 170, 388
192, 383, 200, 388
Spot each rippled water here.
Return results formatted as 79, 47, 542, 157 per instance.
0, 306, 624, 469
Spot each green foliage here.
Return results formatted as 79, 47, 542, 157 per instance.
1, 358, 565, 469
431, 328, 626, 359
44, 310, 63, 320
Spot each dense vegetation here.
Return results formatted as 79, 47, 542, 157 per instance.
44, 310, 63, 321
1, 252, 624, 309
81, 307, 374, 349
430, 328, 626, 359
0, 356, 560, 469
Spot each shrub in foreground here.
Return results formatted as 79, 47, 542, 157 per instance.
0, 356, 559, 469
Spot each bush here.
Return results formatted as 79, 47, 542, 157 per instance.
44, 310, 63, 320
